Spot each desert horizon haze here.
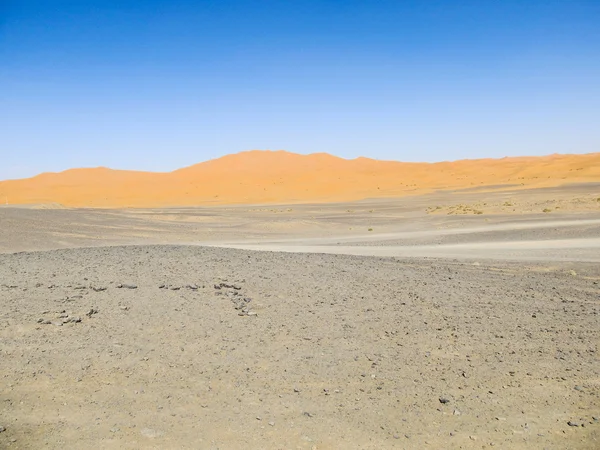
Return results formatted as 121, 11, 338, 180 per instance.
1, 150, 599, 208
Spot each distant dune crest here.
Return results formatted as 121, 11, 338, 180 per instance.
1, 150, 599, 207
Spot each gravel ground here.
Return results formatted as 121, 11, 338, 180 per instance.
1, 246, 599, 449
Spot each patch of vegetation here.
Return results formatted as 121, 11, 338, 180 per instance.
503, 201, 513, 207
368, 228, 373, 232
543, 208, 552, 213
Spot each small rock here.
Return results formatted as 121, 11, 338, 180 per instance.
119, 305, 129, 311
117, 284, 137, 289
574, 385, 584, 392
303, 412, 314, 418
92, 287, 107, 292
453, 409, 461, 416
439, 397, 450, 404
567, 421, 581, 427
268, 421, 275, 426
0, 425, 5, 432
86, 308, 98, 317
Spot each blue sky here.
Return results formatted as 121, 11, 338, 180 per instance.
1, 0, 599, 179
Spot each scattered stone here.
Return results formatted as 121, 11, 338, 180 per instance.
567, 421, 581, 427
574, 385, 584, 392
303, 412, 314, 418
453, 409, 461, 416
268, 421, 275, 426
119, 305, 129, 311
214, 282, 242, 290
439, 397, 450, 404
0, 425, 5, 432
186, 284, 199, 290
86, 308, 98, 317
117, 284, 137, 289
92, 286, 107, 292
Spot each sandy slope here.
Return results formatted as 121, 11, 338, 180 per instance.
1, 150, 599, 207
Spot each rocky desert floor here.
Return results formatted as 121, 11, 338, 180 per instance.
0, 185, 599, 449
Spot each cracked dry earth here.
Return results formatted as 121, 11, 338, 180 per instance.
0, 246, 599, 449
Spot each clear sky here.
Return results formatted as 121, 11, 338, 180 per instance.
1, 0, 599, 179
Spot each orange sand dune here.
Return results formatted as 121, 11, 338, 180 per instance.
1, 150, 599, 207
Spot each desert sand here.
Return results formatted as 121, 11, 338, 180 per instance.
1, 150, 599, 207
0, 183, 599, 449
